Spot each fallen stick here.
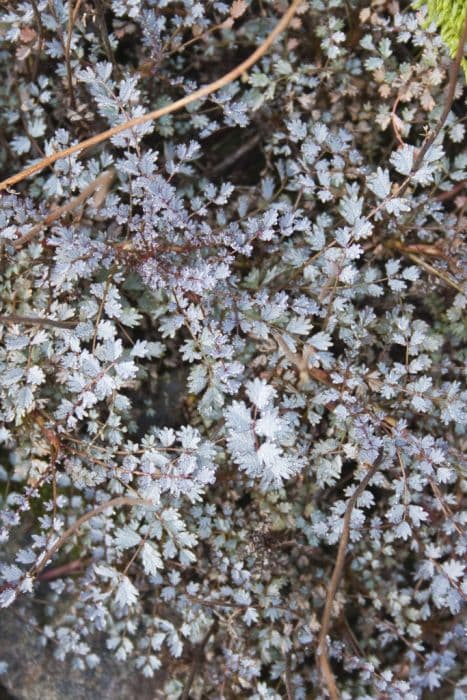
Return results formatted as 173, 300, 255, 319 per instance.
0, 0, 302, 192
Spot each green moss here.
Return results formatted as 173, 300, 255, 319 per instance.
416, 0, 467, 77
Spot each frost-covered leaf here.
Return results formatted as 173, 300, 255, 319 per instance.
367, 168, 391, 199
114, 526, 141, 549
141, 542, 163, 576
115, 575, 139, 608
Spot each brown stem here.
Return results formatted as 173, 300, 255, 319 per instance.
436, 179, 466, 202
37, 557, 90, 582
398, 13, 467, 200
284, 654, 295, 700
0, 0, 301, 192
30, 0, 45, 81
94, 0, 120, 77
368, 15, 467, 220
390, 248, 465, 294
12, 168, 115, 250
209, 132, 262, 177
0, 314, 77, 329
180, 621, 217, 700
411, 13, 467, 176
29, 496, 152, 580
65, 0, 84, 109
317, 460, 381, 700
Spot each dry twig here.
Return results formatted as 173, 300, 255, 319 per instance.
0, 314, 77, 329
317, 460, 381, 700
0, 0, 302, 192
65, 0, 84, 108
37, 557, 90, 582
180, 621, 217, 700
386, 240, 465, 293
436, 179, 466, 202
369, 16, 467, 220
11, 168, 115, 250
30, 496, 152, 580
0, 496, 152, 599
409, 14, 467, 179
284, 654, 295, 700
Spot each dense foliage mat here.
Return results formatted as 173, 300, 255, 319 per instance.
0, 1, 466, 698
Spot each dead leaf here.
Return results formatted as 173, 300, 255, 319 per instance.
421, 90, 435, 112
379, 84, 391, 99
20, 26, 36, 43
230, 0, 247, 20
16, 46, 31, 61
360, 8, 371, 22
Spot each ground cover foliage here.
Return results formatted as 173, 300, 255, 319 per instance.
0, 0, 466, 697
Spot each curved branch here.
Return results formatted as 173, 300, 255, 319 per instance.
0, 314, 77, 329
180, 621, 218, 700
30, 496, 152, 580
368, 13, 467, 219
12, 168, 115, 250
0, 0, 302, 192
317, 460, 381, 700
409, 12, 467, 178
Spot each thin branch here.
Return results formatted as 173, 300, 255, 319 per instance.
0, 314, 77, 329
409, 12, 467, 178
284, 654, 295, 700
0, 0, 302, 192
0, 496, 152, 599
210, 132, 262, 177
436, 179, 466, 202
368, 15, 467, 219
65, 0, 83, 109
94, 0, 120, 76
317, 460, 381, 700
390, 95, 404, 147
30, 496, 152, 580
12, 168, 115, 250
30, 0, 45, 80
180, 621, 217, 700
37, 557, 91, 582
396, 249, 464, 293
